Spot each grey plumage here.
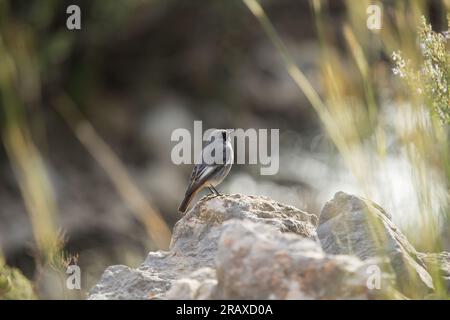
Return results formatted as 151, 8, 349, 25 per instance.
178, 129, 234, 213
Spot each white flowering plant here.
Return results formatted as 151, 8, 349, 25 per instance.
392, 15, 450, 124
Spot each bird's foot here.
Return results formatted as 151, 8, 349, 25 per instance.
206, 187, 223, 200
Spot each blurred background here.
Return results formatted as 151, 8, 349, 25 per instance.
0, 0, 449, 299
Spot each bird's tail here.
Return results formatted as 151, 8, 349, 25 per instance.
178, 192, 196, 213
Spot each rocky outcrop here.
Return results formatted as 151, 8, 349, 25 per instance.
183, 220, 398, 299
89, 194, 318, 299
89, 192, 448, 300
317, 192, 434, 298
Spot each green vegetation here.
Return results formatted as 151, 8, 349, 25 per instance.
392, 15, 450, 124
0, 257, 36, 300
244, 0, 449, 298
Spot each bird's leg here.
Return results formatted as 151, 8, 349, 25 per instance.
211, 185, 222, 196
208, 186, 216, 195
207, 185, 220, 197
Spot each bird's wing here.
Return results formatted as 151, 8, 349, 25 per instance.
185, 163, 220, 195
184, 141, 232, 195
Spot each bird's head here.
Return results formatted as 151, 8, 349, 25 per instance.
207, 129, 235, 142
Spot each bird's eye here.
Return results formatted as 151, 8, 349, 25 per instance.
222, 132, 226, 140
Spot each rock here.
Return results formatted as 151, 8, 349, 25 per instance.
317, 191, 434, 297
89, 194, 318, 299
165, 220, 399, 300
88, 264, 170, 300
165, 268, 217, 300
212, 220, 397, 299
89, 192, 442, 300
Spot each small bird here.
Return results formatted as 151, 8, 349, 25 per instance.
178, 129, 234, 213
